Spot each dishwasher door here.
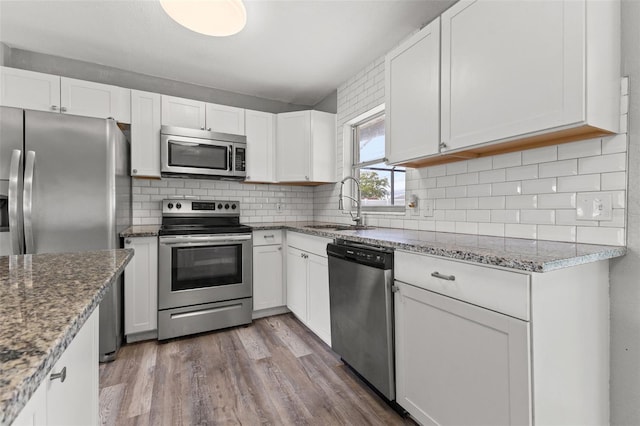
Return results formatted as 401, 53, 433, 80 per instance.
328, 248, 395, 400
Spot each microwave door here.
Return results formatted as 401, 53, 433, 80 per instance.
165, 137, 232, 176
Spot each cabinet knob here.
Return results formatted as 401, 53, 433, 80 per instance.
132, 169, 138, 174
60, 106, 67, 113
439, 142, 448, 150
125, 239, 132, 245
200, 127, 205, 130
50, 366, 67, 383
207, 127, 212, 131
246, 176, 250, 180
305, 176, 309, 181
277, 247, 282, 251
51, 105, 58, 111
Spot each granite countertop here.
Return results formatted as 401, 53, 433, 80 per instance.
0, 249, 133, 426
249, 222, 626, 273
120, 225, 161, 237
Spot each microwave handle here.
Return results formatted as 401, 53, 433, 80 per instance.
229, 145, 233, 172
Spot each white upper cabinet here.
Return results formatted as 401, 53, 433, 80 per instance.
440, 0, 620, 152
0, 67, 131, 122
276, 110, 336, 183
245, 109, 276, 182
0, 66, 60, 112
60, 77, 131, 122
385, 17, 440, 164
206, 103, 245, 135
130, 90, 162, 178
161, 95, 206, 129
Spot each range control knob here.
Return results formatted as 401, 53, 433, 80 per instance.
167, 203, 174, 209
231, 204, 237, 210
225, 203, 230, 209
176, 203, 182, 209
218, 203, 223, 209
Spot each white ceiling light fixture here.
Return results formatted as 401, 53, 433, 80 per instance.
160, 0, 247, 37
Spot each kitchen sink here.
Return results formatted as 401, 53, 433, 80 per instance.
305, 224, 375, 231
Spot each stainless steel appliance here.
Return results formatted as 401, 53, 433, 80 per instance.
327, 239, 395, 400
160, 126, 246, 179
158, 199, 252, 340
0, 106, 131, 362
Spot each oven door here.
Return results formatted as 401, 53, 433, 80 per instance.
161, 134, 233, 177
158, 234, 252, 310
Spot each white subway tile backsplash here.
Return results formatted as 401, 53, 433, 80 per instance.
437, 175, 457, 188
492, 181, 522, 196
446, 161, 468, 175
479, 169, 506, 184
493, 152, 522, 169
455, 197, 479, 210
428, 165, 447, 177
522, 146, 557, 165
506, 165, 538, 181
521, 178, 557, 194
506, 195, 537, 209
579, 153, 626, 174
539, 159, 578, 178
456, 222, 478, 234
467, 210, 491, 222
601, 134, 628, 154
478, 223, 505, 237
427, 188, 446, 199
606, 209, 626, 228
491, 210, 520, 224
436, 198, 456, 210
456, 172, 479, 186
556, 209, 598, 226
577, 227, 625, 246
479, 196, 506, 209
537, 225, 576, 242
538, 193, 577, 209
436, 221, 456, 232
557, 174, 601, 192
557, 138, 601, 160
601, 172, 626, 190
467, 183, 492, 197
467, 157, 493, 172
446, 210, 466, 222
445, 186, 467, 199
505, 224, 537, 239
521, 209, 555, 225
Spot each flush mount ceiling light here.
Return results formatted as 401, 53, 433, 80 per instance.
160, 0, 247, 37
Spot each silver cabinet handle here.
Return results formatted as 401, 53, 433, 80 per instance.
50, 366, 67, 383
200, 127, 205, 130
132, 169, 138, 175
23, 151, 36, 254
8, 150, 24, 255
431, 271, 455, 281
263, 234, 275, 239
51, 105, 58, 111
207, 127, 212, 131
277, 247, 282, 251
439, 142, 448, 150
60, 106, 67, 112
125, 239, 132, 245
305, 175, 310, 180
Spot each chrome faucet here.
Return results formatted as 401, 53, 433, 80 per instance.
338, 175, 362, 226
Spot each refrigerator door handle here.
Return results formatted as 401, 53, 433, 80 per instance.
8, 149, 24, 255
23, 150, 36, 254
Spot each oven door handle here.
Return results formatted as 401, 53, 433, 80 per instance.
160, 234, 252, 246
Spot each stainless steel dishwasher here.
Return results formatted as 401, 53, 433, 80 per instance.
327, 239, 395, 401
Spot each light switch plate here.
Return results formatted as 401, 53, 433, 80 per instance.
423, 199, 434, 217
576, 194, 613, 221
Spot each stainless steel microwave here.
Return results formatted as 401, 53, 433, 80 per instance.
160, 126, 246, 179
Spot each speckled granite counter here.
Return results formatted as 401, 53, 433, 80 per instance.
0, 249, 133, 426
120, 225, 161, 238
249, 222, 626, 273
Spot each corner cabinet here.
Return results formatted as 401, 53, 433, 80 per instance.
12, 309, 99, 426
245, 110, 277, 182
276, 110, 336, 184
286, 232, 332, 345
385, 17, 440, 165
130, 90, 161, 178
123, 237, 158, 341
394, 250, 610, 426
440, 0, 620, 153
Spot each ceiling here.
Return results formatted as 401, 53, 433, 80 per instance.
0, 0, 456, 106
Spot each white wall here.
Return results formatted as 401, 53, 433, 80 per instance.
315, 56, 628, 246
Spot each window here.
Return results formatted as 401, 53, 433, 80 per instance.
352, 111, 405, 211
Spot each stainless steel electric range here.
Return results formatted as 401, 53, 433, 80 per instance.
158, 199, 252, 340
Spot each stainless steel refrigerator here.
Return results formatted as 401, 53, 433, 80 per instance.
0, 106, 132, 362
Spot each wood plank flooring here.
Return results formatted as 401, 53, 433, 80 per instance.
99, 314, 413, 426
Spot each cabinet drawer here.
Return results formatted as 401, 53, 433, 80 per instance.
286, 231, 332, 257
253, 229, 283, 246
395, 250, 530, 320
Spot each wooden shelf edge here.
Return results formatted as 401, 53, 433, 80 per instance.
397, 125, 615, 169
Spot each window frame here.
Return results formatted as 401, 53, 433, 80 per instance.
351, 110, 405, 213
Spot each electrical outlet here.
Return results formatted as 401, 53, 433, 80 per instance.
276, 203, 283, 213
423, 199, 434, 217
576, 194, 612, 221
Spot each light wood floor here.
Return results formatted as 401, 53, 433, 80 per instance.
99, 314, 412, 425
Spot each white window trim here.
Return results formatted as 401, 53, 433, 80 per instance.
341, 104, 406, 217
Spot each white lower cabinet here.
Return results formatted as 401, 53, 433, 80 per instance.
286, 232, 332, 346
13, 309, 99, 426
394, 250, 610, 426
252, 230, 285, 312
124, 236, 158, 340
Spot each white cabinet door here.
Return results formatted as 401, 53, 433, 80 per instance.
309, 110, 336, 183
205, 103, 245, 134
161, 95, 206, 129
245, 109, 276, 182
253, 244, 284, 310
395, 282, 531, 426
124, 237, 158, 335
385, 17, 440, 164
0, 66, 60, 112
60, 77, 131, 122
277, 111, 311, 182
286, 246, 308, 321
130, 90, 161, 178
47, 309, 99, 426
306, 253, 331, 346
441, 0, 584, 151
12, 379, 47, 426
